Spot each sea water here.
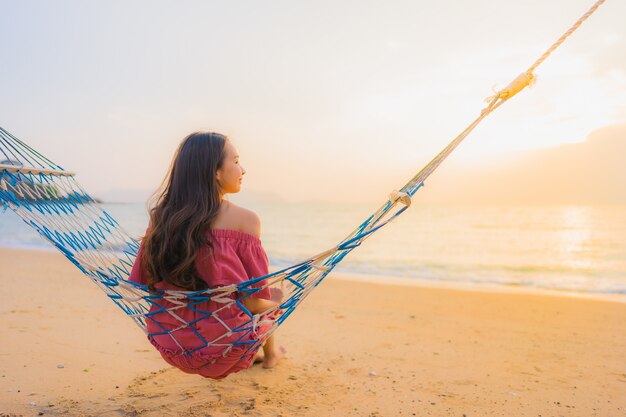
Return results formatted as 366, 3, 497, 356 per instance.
1, 201, 625, 297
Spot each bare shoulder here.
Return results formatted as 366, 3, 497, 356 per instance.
219, 201, 262, 238
236, 206, 262, 238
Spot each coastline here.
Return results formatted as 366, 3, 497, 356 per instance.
4, 243, 625, 304
1, 247, 625, 416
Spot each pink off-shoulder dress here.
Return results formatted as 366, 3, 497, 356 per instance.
129, 228, 273, 379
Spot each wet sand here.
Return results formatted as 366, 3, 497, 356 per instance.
1, 247, 625, 416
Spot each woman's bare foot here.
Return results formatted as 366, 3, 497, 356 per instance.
262, 345, 286, 369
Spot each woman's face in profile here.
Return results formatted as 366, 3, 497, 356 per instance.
216, 140, 246, 195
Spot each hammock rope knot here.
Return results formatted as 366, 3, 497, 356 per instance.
388, 189, 412, 207
497, 72, 535, 100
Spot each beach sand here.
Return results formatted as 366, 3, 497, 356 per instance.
1, 247, 624, 417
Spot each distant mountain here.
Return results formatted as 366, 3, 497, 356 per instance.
417, 123, 626, 205
96, 188, 155, 204
96, 187, 285, 205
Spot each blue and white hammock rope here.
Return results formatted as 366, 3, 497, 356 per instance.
0, 90, 500, 358
0, 0, 606, 360
0, 122, 423, 355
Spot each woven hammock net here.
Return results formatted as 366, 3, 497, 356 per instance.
0, 126, 433, 359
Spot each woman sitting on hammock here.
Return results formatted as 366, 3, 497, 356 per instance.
129, 132, 285, 379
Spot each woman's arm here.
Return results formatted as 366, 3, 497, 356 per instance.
241, 296, 279, 315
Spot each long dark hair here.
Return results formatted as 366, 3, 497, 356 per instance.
142, 132, 227, 292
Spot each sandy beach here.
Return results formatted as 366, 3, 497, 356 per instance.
1, 247, 625, 417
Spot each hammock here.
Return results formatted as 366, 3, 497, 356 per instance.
0, 1, 605, 361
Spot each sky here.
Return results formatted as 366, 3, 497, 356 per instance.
1, 0, 624, 204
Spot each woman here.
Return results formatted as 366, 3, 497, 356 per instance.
129, 132, 285, 379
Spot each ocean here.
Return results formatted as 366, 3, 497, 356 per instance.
1, 201, 625, 298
